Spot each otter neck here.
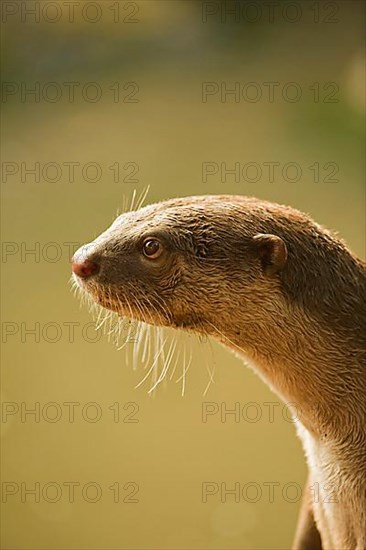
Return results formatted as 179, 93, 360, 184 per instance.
213, 306, 365, 439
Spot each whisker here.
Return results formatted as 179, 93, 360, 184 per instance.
136, 185, 150, 211
130, 189, 137, 212
135, 336, 168, 389
148, 337, 177, 394
71, 275, 219, 397
175, 341, 193, 396
122, 194, 127, 214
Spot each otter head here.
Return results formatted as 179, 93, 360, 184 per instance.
71, 196, 288, 341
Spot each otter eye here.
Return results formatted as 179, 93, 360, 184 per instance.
142, 239, 163, 259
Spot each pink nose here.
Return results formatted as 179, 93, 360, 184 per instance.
71, 246, 100, 279
71, 258, 99, 279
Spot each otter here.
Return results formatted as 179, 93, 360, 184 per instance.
71, 195, 366, 550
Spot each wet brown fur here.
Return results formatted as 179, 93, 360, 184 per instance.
73, 195, 366, 550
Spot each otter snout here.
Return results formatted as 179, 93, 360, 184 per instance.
71, 244, 100, 279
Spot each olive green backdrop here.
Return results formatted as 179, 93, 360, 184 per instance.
1, 1, 365, 549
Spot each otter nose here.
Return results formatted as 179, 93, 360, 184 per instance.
71, 246, 100, 279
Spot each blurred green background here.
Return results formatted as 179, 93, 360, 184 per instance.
1, 1, 365, 549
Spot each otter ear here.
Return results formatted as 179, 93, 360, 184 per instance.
252, 233, 287, 275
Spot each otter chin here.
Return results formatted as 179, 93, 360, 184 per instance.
71, 195, 366, 550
